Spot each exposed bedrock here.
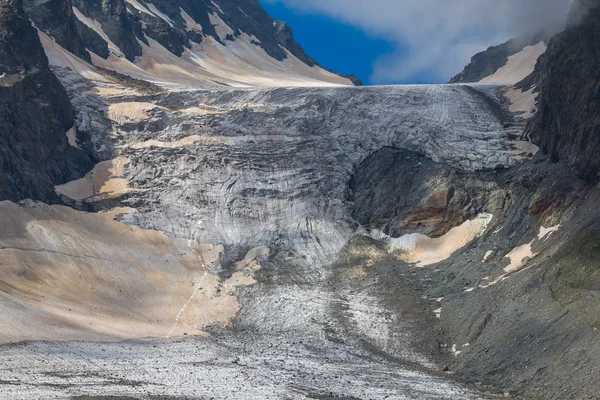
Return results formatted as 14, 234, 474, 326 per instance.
525, 0, 600, 182
350, 145, 600, 399
0, 0, 92, 202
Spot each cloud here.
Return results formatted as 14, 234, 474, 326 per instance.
262, 0, 573, 83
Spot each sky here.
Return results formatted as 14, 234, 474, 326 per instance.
260, 0, 573, 85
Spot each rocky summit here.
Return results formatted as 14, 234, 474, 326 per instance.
0, 0, 600, 399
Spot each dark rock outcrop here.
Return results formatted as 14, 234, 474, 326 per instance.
525, 0, 600, 182
23, 0, 80, 55
71, 0, 143, 61
350, 148, 496, 238
0, 0, 92, 202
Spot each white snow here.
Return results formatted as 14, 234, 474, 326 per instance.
67, 32, 352, 89
125, 0, 154, 16
378, 213, 493, 267
482, 250, 494, 262
211, 1, 224, 14
182, 35, 351, 87
452, 344, 462, 357
55, 157, 132, 201
538, 224, 561, 241
238, 6, 249, 18
503, 225, 561, 273
66, 125, 80, 149
480, 42, 547, 85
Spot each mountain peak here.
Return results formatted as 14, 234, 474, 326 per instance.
25, 0, 357, 88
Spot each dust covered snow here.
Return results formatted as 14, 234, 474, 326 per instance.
480, 42, 547, 85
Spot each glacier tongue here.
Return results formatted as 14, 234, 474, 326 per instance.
107, 84, 525, 260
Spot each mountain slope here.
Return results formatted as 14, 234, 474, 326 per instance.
524, 0, 600, 181
450, 30, 553, 84
27, 0, 357, 88
2, 0, 600, 399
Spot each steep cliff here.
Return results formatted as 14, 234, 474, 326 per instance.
525, 0, 600, 182
0, 0, 92, 202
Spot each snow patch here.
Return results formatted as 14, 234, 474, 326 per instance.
452, 344, 462, 357
0, 200, 247, 342
482, 250, 494, 262
505, 86, 538, 119
503, 225, 561, 274
66, 125, 80, 149
125, 0, 154, 16
37, 29, 110, 82
504, 242, 537, 273
209, 12, 234, 39
480, 42, 547, 85
180, 8, 202, 32
55, 157, 132, 202
237, 6, 249, 18
181, 35, 351, 87
538, 224, 561, 241
211, 1, 224, 14
145, 2, 174, 27
40, 15, 351, 88
375, 213, 493, 267
130, 135, 209, 149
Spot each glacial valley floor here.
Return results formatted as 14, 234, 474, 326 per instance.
0, 334, 501, 400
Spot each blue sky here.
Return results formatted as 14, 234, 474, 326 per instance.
260, 0, 572, 85
260, 2, 399, 85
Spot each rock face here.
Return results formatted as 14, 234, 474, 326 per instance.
449, 30, 554, 84
25, 0, 358, 86
350, 148, 498, 239
0, 0, 92, 202
525, 0, 600, 182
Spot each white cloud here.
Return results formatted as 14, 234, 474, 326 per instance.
262, 0, 573, 83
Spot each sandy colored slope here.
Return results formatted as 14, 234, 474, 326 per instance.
183, 35, 352, 87
480, 42, 547, 85
0, 201, 264, 342
39, 6, 352, 88
505, 86, 538, 119
37, 29, 110, 83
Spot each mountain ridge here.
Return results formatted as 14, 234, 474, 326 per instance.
449, 30, 555, 84
25, 0, 360, 87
